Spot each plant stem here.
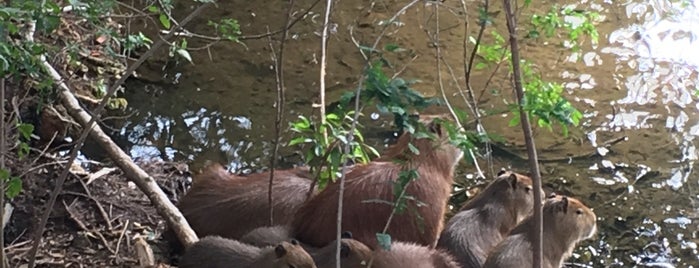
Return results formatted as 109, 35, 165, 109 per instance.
319, 0, 333, 143
0, 78, 7, 268
502, 1, 543, 267
268, 0, 295, 227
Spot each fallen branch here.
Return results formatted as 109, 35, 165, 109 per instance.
25, 3, 211, 266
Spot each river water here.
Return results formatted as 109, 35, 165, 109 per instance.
117, 0, 699, 266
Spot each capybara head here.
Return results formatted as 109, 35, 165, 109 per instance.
544, 193, 597, 243
272, 239, 317, 268
462, 170, 543, 225
381, 114, 464, 175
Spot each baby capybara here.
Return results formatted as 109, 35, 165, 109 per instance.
292, 115, 464, 249
178, 236, 317, 268
483, 194, 597, 268
436, 170, 543, 268
241, 227, 373, 268
370, 241, 459, 268
176, 163, 315, 241
240, 225, 292, 247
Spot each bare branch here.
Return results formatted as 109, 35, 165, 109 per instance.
502, 1, 544, 267
267, 0, 296, 226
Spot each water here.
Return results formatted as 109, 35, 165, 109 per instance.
118, 0, 699, 266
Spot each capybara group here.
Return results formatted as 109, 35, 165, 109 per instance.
436, 170, 543, 267
176, 163, 315, 241
483, 194, 597, 268
241, 227, 373, 268
178, 236, 316, 268
292, 115, 464, 249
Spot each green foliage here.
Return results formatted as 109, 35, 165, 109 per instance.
340, 60, 441, 133
289, 112, 379, 189
123, 33, 153, 53
528, 5, 600, 52
0, 169, 21, 199
471, 31, 507, 70
208, 18, 242, 43
508, 61, 583, 136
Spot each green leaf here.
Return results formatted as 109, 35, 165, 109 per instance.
6, 177, 21, 199
508, 116, 520, 127
159, 13, 171, 29
376, 233, 392, 251
384, 43, 400, 52
147, 5, 159, 13
17, 123, 34, 141
176, 48, 192, 63
407, 143, 420, 155
288, 136, 309, 146
0, 169, 8, 180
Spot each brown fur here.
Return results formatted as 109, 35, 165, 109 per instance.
292, 115, 464, 249
178, 236, 317, 268
176, 163, 316, 241
240, 225, 293, 247
436, 170, 544, 268
241, 226, 373, 268
370, 242, 459, 268
483, 194, 597, 268
311, 238, 373, 268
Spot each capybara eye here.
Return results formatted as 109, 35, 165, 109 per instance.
525, 186, 532, 193
548, 192, 557, 198
576, 208, 584, 215
288, 265, 295, 268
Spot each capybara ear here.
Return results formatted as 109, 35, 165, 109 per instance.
341, 231, 353, 239
340, 242, 351, 258
508, 173, 518, 189
427, 119, 443, 137
555, 196, 569, 214
496, 169, 508, 177
290, 239, 300, 246
275, 244, 288, 258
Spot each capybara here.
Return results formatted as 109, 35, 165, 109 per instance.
176, 163, 315, 241
436, 170, 544, 268
370, 241, 459, 268
311, 236, 373, 268
240, 225, 292, 247
178, 236, 317, 268
483, 194, 597, 268
292, 115, 464, 249
241, 227, 373, 268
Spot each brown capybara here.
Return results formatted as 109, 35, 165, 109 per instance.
311, 236, 373, 268
240, 225, 292, 247
370, 241, 459, 268
241, 227, 373, 268
483, 194, 597, 268
178, 236, 317, 268
176, 163, 316, 242
436, 170, 544, 268
292, 115, 464, 249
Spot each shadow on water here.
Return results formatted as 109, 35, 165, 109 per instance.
116, 0, 699, 266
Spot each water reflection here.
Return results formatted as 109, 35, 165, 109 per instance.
119, 106, 268, 173
117, 0, 699, 266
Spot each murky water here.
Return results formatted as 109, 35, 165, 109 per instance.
118, 0, 699, 266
